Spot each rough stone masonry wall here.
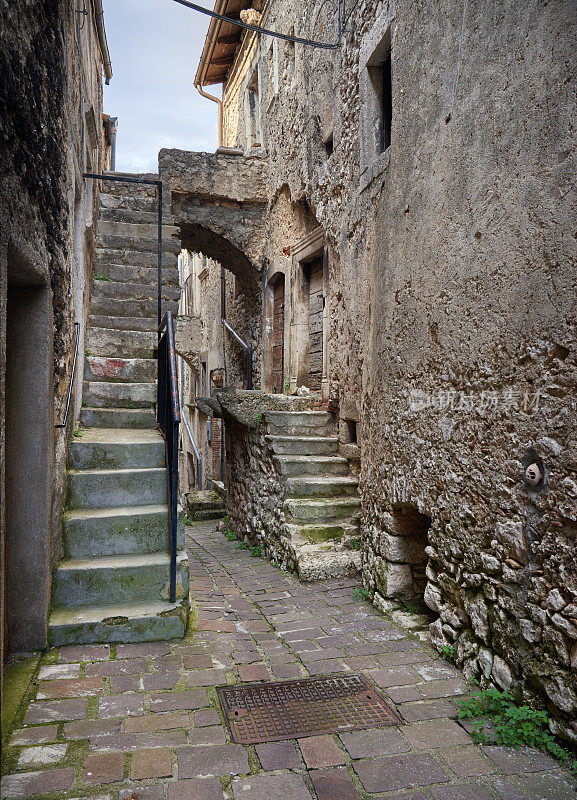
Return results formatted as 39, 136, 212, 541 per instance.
220, 0, 577, 740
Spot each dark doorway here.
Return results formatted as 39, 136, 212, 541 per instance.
307, 256, 324, 391
271, 275, 285, 393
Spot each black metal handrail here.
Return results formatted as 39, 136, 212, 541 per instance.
55, 322, 80, 429
158, 312, 181, 603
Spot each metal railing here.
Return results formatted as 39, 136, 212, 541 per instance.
158, 312, 181, 603
221, 265, 253, 389
55, 322, 80, 429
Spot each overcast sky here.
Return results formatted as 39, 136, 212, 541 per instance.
102, 0, 221, 173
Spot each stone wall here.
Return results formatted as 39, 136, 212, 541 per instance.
212, 0, 577, 739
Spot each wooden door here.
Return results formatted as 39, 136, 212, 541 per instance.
272, 277, 285, 393
307, 257, 324, 390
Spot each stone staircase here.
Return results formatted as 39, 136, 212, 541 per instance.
266, 410, 361, 580
48, 174, 190, 645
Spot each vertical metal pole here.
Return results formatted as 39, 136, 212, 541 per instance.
170, 422, 178, 603
157, 182, 163, 333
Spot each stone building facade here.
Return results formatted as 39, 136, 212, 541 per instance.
171, 0, 577, 741
0, 0, 112, 662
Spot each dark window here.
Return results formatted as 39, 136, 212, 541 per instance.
324, 136, 334, 157
382, 52, 392, 151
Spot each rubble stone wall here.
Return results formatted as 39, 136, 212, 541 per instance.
216, 0, 577, 739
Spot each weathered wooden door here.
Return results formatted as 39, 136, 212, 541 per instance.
272, 277, 285, 393
307, 256, 324, 390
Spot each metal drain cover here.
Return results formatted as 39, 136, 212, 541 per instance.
217, 673, 403, 744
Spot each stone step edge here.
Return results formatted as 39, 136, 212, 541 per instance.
48, 599, 186, 626
64, 503, 171, 521
55, 549, 188, 572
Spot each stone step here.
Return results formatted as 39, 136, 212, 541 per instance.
100, 192, 157, 213
274, 455, 349, 478
90, 294, 178, 319
184, 490, 226, 522
84, 356, 156, 384
296, 548, 361, 581
91, 279, 180, 303
86, 327, 157, 359
98, 219, 179, 240
266, 435, 338, 456
67, 467, 166, 509
284, 476, 359, 497
93, 262, 179, 286
89, 314, 158, 333
83, 381, 156, 409
52, 550, 189, 607
48, 599, 188, 646
63, 504, 184, 558
285, 522, 358, 544
284, 497, 361, 523
80, 407, 156, 429
94, 247, 180, 269
265, 411, 335, 436
98, 232, 181, 255
99, 207, 159, 224
69, 429, 164, 470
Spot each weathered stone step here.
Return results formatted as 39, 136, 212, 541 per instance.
266, 435, 338, 456
89, 315, 158, 333
83, 380, 155, 409
275, 455, 349, 477
63, 504, 183, 558
98, 219, 179, 240
100, 192, 157, 213
284, 522, 358, 544
90, 294, 178, 320
184, 490, 226, 522
296, 547, 361, 581
265, 411, 335, 436
93, 262, 179, 286
284, 497, 361, 522
91, 279, 180, 303
69, 429, 164, 470
52, 550, 189, 607
48, 599, 188, 646
67, 467, 166, 509
84, 356, 156, 384
86, 327, 157, 359
80, 407, 156, 429
99, 207, 159, 224
98, 232, 181, 255
94, 247, 180, 269
284, 476, 359, 497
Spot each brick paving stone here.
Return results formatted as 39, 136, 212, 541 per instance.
481, 745, 559, 774
10, 724, 59, 745
419, 678, 468, 699
81, 751, 125, 783
417, 662, 461, 681
178, 743, 249, 778
301, 648, 345, 661
237, 663, 271, 681
354, 753, 450, 792
376, 650, 433, 667
306, 659, 347, 675
59, 643, 110, 662
168, 777, 225, 800
142, 671, 181, 690
255, 740, 302, 770
98, 693, 144, 718
0, 768, 74, 797
298, 734, 346, 768
137, 730, 188, 748
194, 707, 221, 727
360, 628, 407, 642
88, 733, 138, 751
150, 689, 209, 712
131, 747, 173, 779
439, 746, 497, 777
182, 653, 214, 668
233, 650, 262, 664
311, 767, 362, 800
402, 700, 458, 721
116, 642, 171, 659
24, 698, 87, 724
370, 667, 419, 688
385, 684, 423, 702
17, 743, 68, 767
151, 654, 182, 671
64, 718, 121, 739
123, 710, 191, 733
403, 719, 473, 750
187, 725, 228, 746
37, 676, 104, 699
120, 787, 165, 800
493, 772, 577, 799
197, 619, 237, 632
339, 727, 409, 758
430, 786, 497, 800
38, 662, 82, 679
271, 663, 305, 679
185, 668, 228, 686
110, 674, 141, 692
86, 657, 148, 676
231, 773, 313, 800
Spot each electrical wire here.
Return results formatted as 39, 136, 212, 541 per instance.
172, 0, 341, 49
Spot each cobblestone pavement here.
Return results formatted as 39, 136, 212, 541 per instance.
4, 522, 577, 800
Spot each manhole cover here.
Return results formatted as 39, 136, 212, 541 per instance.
217, 673, 403, 744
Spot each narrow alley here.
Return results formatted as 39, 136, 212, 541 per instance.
2, 522, 575, 800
